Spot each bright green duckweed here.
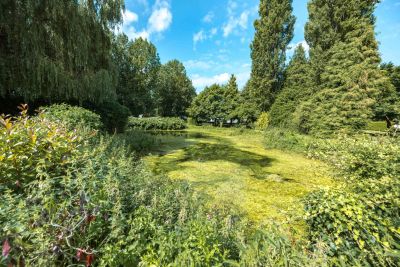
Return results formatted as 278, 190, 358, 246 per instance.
145, 126, 337, 228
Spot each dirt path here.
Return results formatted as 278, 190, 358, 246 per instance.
145, 126, 336, 228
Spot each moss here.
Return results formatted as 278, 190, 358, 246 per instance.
145, 126, 337, 232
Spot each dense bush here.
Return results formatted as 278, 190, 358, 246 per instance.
0, 106, 83, 190
1, 110, 328, 266
264, 128, 400, 265
255, 112, 270, 130
305, 177, 400, 266
42, 104, 103, 131
127, 116, 187, 131
93, 101, 131, 133
264, 127, 313, 153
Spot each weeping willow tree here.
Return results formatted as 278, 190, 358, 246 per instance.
0, 0, 124, 106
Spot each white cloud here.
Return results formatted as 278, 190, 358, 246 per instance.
184, 60, 214, 70
193, 28, 219, 49
191, 73, 231, 89
203, 11, 215, 23
123, 10, 139, 24
223, 10, 250, 37
288, 40, 310, 53
121, 1, 172, 41
148, 6, 172, 33
193, 30, 206, 45
236, 70, 251, 89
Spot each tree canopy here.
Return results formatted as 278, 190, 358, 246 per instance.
0, 0, 125, 105
249, 0, 295, 112
156, 60, 196, 117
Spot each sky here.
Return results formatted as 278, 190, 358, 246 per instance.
119, 0, 400, 92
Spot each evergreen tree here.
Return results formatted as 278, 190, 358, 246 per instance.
269, 45, 311, 128
381, 62, 400, 94
0, 0, 124, 107
156, 60, 196, 117
249, 0, 295, 112
305, 0, 378, 89
298, 16, 396, 133
222, 75, 240, 123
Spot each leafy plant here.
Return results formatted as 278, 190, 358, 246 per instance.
42, 104, 103, 131
305, 177, 400, 266
0, 105, 83, 190
127, 117, 187, 131
255, 112, 270, 130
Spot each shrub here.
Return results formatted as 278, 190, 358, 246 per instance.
305, 177, 400, 266
264, 128, 400, 265
94, 101, 131, 133
0, 106, 83, 190
255, 112, 270, 130
42, 104, 103, 130
264, 127, 313, 153
1, 110, 327, 266
308, 135, 400, 180
127, 117, 187, 131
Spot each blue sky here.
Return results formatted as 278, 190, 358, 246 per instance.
120, 0, 400, 91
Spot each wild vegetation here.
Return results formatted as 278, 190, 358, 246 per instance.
127, 117, 187, 131
1, 0, 399, 266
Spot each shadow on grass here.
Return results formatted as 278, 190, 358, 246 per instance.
151, 133, 281, 180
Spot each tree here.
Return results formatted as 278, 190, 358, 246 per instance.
222, 75, 240, 123
112, 36, 161, 116
188, 84, 225, 126
381, 62, 400, 94
156, 60, 196, 117
269, 45, 311, 128
249, 0, 295, 112
305, 0, 378, 89
298, 15, 396, 134
0, 0, 124, 108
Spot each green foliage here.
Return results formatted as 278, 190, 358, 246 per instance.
42, 104, 103, 131
0, 0, 123, 104
156, 60, 196, 117
249, 0, 295, 111
189, 77, 255, 127
188, 84, 226, 126
0, 106, 83, 190
264, 128, 313, 153
255, 112, 270, 130
113, 36, 161, 116
264, 128, 400, 265
305, 178, 400, 266
127, 117, 187, 131
299, 20, 395, 134
309, 135, 400, 181
270, 45, 312, 128
94, 101, 131, 133
1, 111, 327, 266
300, 1, 397, 134
381, 62, 400, 94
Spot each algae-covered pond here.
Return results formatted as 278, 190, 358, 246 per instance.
144, 126, 336, 228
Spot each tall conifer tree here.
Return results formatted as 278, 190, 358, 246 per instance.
249, 0, 295, 112
299, 2, 396, 133
269, 45, 311, 127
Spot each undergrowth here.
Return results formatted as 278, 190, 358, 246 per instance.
1, 107, 327, 266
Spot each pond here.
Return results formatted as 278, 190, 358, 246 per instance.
144, 126, 336, 229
